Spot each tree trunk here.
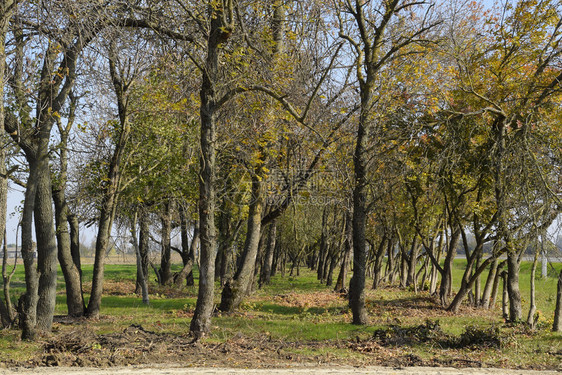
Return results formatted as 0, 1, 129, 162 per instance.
52, 92, 84, 317
68, 213, 82, 282
326, 253, 337, 287
131, 209, 149, 305
0, 5, 15, 327
349, 105, 370, 324
19, 162, 39, 340
447, 255, 496, 313
136, 207, 150, 293
527, 247, 539, 327
317, 208, 328, 282
429, 232, 444, 295
372, 234, 388, 290
190, 4, 232, 337
174, 211, 198, 287
219, 172, 263, 312
159, 200, 173, 285
481, 258, 498, 309
406, 236, 420, 288
506, 251, 522, 322
34, 144, 59, 333
553, 268, 562, 332
86, 54, 131, 318
0, 151, 14, 326
440, 228, 460, 306
490, 260, 506, 309
473, 251, 482, 307
259, 220, 277, 287
53, 186, 84, 317
215, 206, 231, 283
501, 271, 509, 320
336, 214, 352, 292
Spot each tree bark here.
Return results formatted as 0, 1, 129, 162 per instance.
553, 268, 562, 332
527, 246, 539, 327
440, 228, 460, 306
372, 234, 387, 290
131, 209, 149, 305
19, 161, 39, 340
0, 151, 14, 326
506, 251, 523, 322
259, 220, 277, 287
159, 200, 173, 285
190, 2, 233, 337
53, 99, 85, 317
490, 260, 506, 309
349, 72, 372, 323
219, 172, 263, 312
136, 206, 150, 293
336, 213, 352, 292
86, 55, 131, 318
174, 209, 197, 287
0, 4, 13, 327
481, 258, 498, 309
406, 236, 420, 288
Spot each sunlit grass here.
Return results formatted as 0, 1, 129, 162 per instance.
0, 258, 560, 368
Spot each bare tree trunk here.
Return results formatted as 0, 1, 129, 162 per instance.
440, 228, 460, 306
0, 152, 14, 326
34, 145, 59, 333
372, 234, 387, 290
553, 268, 562, 332
86, 54, 131, 318
19, 162, 39, 340
326, 253, 338, 287
159, 200, 173, 285
219, 173, 263, 312
406, 236, 420, 288
473, 251, 482, 306
174, 209, 198, 287
336, 213, 352, 292
259, 220, 277, 287
190, 3, 233, 337
506, 251, 522, 322
429, 232, 444, 295
527, 246, 539, 327
490, 260, 506, 309
136, 206, 150, 293
53, 97, 85, 317
501, 271, 509, 320
131, 209, 149, 305
481, 258, 498, 309
317, 208, 328, 282
447, 255, 497, 313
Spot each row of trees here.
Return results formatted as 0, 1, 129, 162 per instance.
0, 0, 562, 341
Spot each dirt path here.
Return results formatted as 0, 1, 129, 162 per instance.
0, 366, 560, 375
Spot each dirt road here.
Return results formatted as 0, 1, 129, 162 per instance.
0, 366, 560, 375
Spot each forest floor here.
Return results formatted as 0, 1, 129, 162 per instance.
0, 320, 560, 373
0, 365, 561, 375
0, 264, 561, 372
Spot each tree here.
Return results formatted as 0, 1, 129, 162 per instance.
444, 0, 562, 321
5, 0, 106, 338
335, 0, 440, 324
189, 0, 235, 338
0, 0, 17, 328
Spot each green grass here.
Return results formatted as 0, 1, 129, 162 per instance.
0, 258, 560, 368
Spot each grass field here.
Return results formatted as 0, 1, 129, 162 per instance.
0, 259, 560, 369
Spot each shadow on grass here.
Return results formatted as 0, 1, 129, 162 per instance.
254, 302, 342, 316
372, 295, 442, 311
